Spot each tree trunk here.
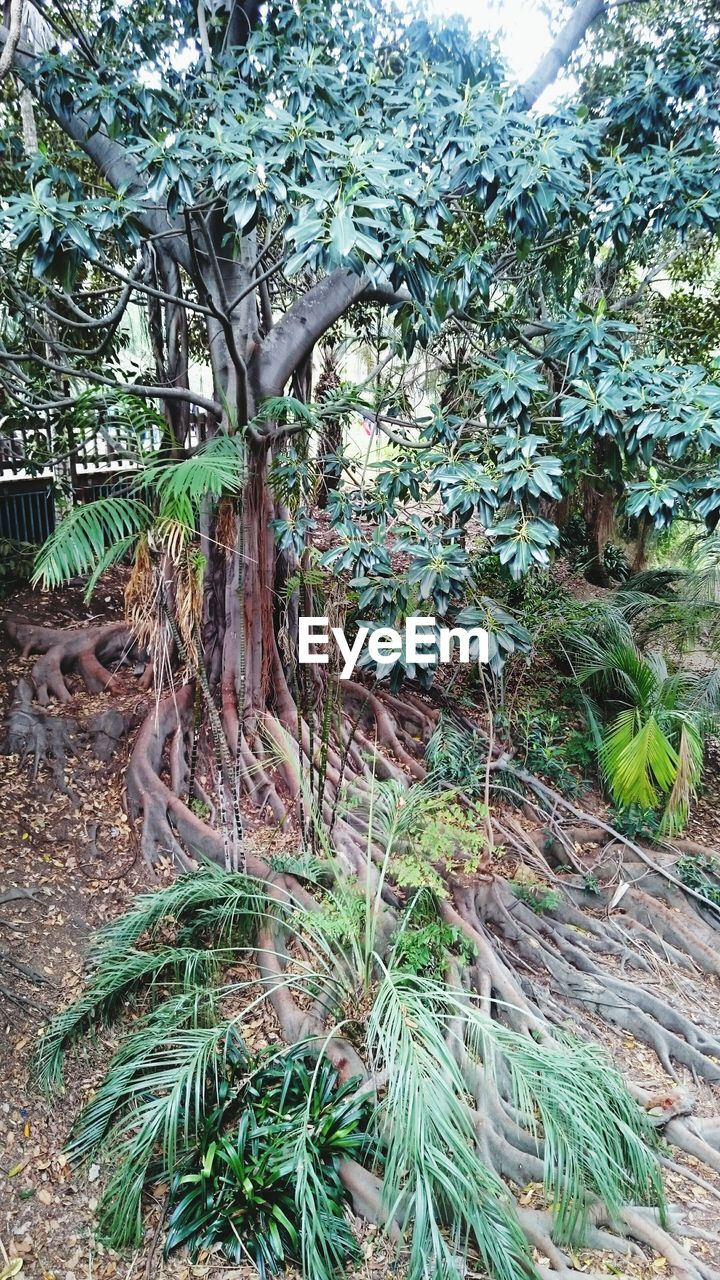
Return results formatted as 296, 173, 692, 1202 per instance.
583, 483, 614, 587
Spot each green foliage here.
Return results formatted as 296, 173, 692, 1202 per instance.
369, 970, 664, 1271
509, 707, 591, 797
31, 435, 248, 596
315, 886, 367, 946
676, 852, 720, 910
454, 598, 532, 676
510, 880, 561, 915
32, 496, 153, 593
3, 0, 720, 636
33, 867, 266, 1091
0, 536, 35, 597
609, 804, 662, 841
391, 897, 474, 977
568, 617, 720, 830
603, 542, 630, 583
34, 842, 666, 1280
142, 434, 245, 517
165, 1046, 367, 1276
400, 795, 491, 891
425, 713, 488, 792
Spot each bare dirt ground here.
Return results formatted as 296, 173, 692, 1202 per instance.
1, 577, 720, 1280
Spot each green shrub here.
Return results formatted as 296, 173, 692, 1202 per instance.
676, 852, 720, 910
0, 536, 35, 597
509, 880, 561, 914
166, 1044, 368, 1275
391, 897, 475, 977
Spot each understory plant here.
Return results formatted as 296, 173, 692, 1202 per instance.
566, 608, 720, 831
32, 794, 666, 1280
164, 1043, 367, 1275
0, 536, 35, 597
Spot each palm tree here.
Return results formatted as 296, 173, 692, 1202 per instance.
567, 610, 720, 832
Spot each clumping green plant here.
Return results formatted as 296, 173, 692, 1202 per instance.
165, 1042, 368, 1276
392, 795, 491, 896
32, 820, 667, 1280
391, 895, 475, 978
610, 803, 663, 841
0, 536, 35, 597
425, 713, 488, 792
676, 852, 720, 910
189, 796, 210, 819
567, 613, 720, 831
512, 707, 589, 797
316, 883, 367, 944
509, 880, 561, 915
583, 873, 601, 896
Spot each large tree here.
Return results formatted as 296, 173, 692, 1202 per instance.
4, 1, 720, 1275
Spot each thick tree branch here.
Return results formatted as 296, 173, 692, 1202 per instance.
0, 0, 23, 81
0, 348, 221, 415
255, 269, 408, 399
520, 0, 608, 107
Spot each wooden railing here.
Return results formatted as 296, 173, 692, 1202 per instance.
0, 409, 208, 542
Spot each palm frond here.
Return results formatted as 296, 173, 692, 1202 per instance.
140, 433, 245, 519
71, 1019, 240, 1246
660, 722, 703, 834
34, 868, 267, 1091
84, 533, 138, 601
33, 945, 227, 1092
91, 866, 266, 959
33, 497, 153, 590
369, 970, 664, 1274
600, 709, 679, 810
256, 395, 320, 429
368, 968, 536, 1280
461, 997, 664, 1244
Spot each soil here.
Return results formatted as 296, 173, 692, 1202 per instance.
1, 575, 720, 1280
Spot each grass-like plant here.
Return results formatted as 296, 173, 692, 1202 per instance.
164, 1043, 368, 1276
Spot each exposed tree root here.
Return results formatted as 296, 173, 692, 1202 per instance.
1, 676, 133, 795
3, 617, 132, 704
115, 679, 720, 1276
1, 677, 80, 795
8, 636, 720, 1276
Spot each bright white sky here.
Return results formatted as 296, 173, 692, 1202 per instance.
426, 0, 553, 83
